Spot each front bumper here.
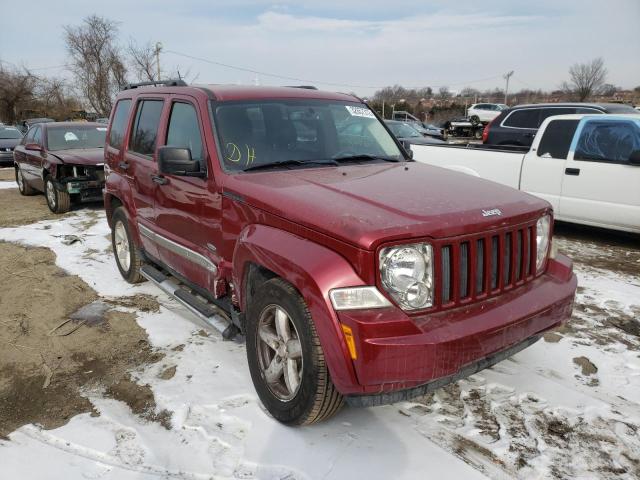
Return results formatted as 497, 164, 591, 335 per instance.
0, 151, 14, 164
337, 254, 576, 401
60, 178, 104, 203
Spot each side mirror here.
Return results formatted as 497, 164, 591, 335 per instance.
25, 143, 42, 151
401, 140, 414, 159
629, 150, 640, 166
158, 147, 205, 177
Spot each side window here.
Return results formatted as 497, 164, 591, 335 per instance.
23, 126, 36, 144
575, 120, 640, 163
538, 108, 576, 126
129, 99, 164, 157
108, 99, 132, 149
32, 126, 42, 145
166, 102, 204, 161
537, 120, 579, 159
503, 109, 540, 129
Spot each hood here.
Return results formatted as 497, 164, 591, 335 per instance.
50, 148, 104, 166
224, 162, 549, 250
0, 138, 20, 149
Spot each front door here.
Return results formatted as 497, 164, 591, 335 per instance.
153, 96, 223, 294
559, 118, 640, 232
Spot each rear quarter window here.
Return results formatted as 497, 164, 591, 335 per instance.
537, 119, 579, 159
503, 109, 540, 129
108, 99, 132, 149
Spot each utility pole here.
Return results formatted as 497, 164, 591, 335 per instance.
155, 42, 163, 81
503, 70, 514, 105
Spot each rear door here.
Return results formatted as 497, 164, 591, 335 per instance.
153, 95, 223, 293
123, 97, 166, 258
520, 118, 579, 212
559, 117, 640, 232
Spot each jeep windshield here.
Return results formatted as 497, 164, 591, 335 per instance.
212, 100, 404, 172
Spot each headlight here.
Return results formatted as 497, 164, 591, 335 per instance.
536, 215, 551, 273
379, 243, 433, 310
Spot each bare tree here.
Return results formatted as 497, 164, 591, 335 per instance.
64, 15, 128, 116
0, 63, 37, 123
566, 57, 607, 102
36, 77, 82, 120
438, 86, 451, 100
128, 40, 157, 82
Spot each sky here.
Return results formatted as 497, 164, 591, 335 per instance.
1, 0, 639, 98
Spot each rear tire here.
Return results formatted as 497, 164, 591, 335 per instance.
246, 278, 343, 425
15, 165, 36, 196
111, 207, 145, 283
45, 176, 71, 213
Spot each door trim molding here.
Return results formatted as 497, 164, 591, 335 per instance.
138, 223, 218, 275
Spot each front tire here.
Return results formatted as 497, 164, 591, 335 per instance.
111, 207, 145, 283
45, 176, 70, 213
246, 278, 343, 425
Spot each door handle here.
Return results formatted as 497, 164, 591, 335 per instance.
118, 161, 129, 170
151, 174, 168, 185
565, 168, 580, 176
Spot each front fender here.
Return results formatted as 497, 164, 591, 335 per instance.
232, 224, 365, 394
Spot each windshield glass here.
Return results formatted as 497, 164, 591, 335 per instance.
212, 100, 403, 172
387, 122, 421, 138
0, 127, 23, 139
47, 125, 106, 151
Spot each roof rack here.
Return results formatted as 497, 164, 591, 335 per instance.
284, 85, 318, 90
122, 79, 188, 90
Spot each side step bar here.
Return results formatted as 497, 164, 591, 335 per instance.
140, 264, 241, 340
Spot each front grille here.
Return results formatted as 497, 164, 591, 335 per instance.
437, 221, 537, 308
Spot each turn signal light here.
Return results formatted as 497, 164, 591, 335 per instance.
341, 324, 357, 360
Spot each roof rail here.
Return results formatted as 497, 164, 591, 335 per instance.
122, 79, 188, 90
284, 85, 318, 90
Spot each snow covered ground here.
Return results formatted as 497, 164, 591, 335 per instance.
0, 206, 638, 479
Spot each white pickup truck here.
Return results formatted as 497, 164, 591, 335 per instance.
413, 114, 640, 233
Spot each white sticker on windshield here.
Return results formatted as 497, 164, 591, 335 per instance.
5, 127, 19, 131
96, 127, 107, 131
64, 132, 79, 141
345, 105, 375, 118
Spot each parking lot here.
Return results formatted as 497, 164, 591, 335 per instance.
0, 166, 638, 480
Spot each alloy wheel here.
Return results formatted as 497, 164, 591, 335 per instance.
114, 220, 131, 272
257, 305, 303, 401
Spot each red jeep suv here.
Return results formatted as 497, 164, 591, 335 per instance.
104, 81, 577, 425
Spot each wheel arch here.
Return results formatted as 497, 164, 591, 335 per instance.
233, 224, 365, 394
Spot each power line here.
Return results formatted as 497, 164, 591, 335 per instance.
164, 49, 503, 90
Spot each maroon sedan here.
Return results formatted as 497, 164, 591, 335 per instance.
13, 122, 106, 213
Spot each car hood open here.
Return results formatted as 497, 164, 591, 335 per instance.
50, 148, 104, 166
225, 162, 548, 250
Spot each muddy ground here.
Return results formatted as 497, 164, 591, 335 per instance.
0, 186, 167, 438
0, 168, 14, 182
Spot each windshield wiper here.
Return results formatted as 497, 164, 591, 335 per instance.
243, 159, 338, 172
332, 154, 403, 163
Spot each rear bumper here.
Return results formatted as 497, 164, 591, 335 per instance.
336, 254, 576, 399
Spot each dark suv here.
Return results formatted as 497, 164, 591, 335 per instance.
483, 102, 637, 146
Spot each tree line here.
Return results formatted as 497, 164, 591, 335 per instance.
0, 15, 195, 123
1, 13, 637, 126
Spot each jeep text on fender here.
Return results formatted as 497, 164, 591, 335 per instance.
103, 81, 577, 425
